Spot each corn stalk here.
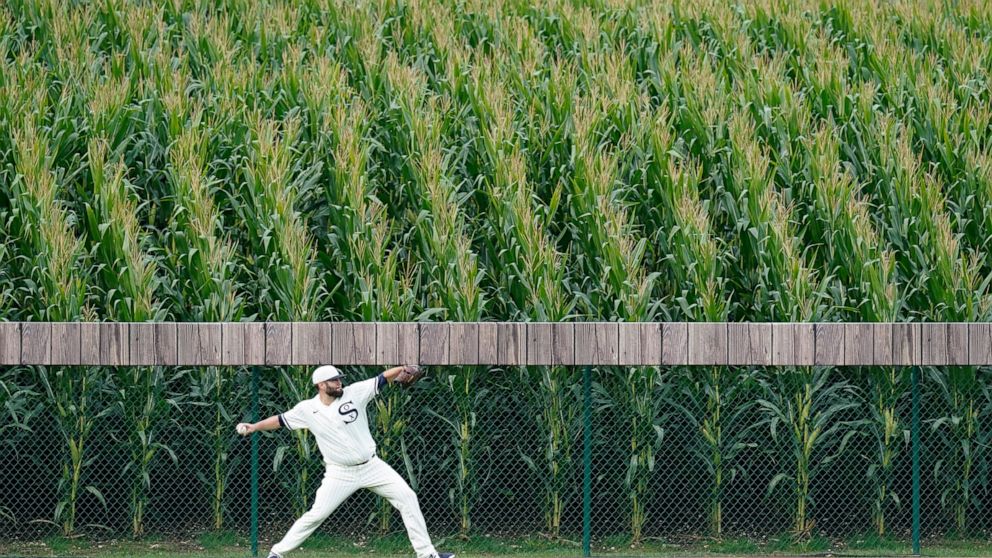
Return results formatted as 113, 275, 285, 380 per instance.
641, 41, 743, 538
807, 121, 906, 536
757, 367, 865, 539
0, 369, 43, 526
816, 7, 992, 534
236, 112, 327, 516
871, 117, 988, 532
8, 113, 102, 536
384, 53, 486, 536
783, 18, 917, 539
163, 101, 246, 531
733, 18, 909, 534
469, 56, 578, 539
84, 137, 175, 539
567, 46, 659, 542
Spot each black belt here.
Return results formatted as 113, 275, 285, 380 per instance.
329, 455, 374, 467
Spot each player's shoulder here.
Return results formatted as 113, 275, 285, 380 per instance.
345, 376, 376, 392
293, 397, 318, 410
342, 380, 360, 394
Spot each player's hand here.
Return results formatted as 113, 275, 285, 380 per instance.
394, 365, 426, 386
236, 422, 254, 436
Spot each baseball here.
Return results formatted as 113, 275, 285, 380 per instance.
237, 424, 250, 435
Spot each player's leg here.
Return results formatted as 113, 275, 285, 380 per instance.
269, 468, 357, 557
362, 457, 451, 558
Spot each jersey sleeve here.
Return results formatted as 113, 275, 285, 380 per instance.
279, 401, 310, 431
350, 374, 385, 406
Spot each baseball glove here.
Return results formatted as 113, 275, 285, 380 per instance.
394, 365, 426, 386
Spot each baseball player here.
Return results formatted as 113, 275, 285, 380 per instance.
236, 364, 454, 558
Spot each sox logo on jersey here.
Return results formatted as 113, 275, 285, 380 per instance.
338, 402, 358, 424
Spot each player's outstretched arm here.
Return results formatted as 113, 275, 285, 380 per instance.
236, 415, 281, 436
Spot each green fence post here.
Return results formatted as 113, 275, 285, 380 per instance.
252, 366, 260, 558
912, 365, 921, 556
583, 365, 592, 558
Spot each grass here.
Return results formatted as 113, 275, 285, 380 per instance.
7, 533, 992, 557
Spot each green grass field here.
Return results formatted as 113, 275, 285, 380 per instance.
6, 533, 992, 558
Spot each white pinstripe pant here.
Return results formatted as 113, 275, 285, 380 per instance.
271, 456, 437, 558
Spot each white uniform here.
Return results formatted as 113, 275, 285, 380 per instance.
270, 375, 437, 558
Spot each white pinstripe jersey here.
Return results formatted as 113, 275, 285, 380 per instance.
280, 374, 386, 467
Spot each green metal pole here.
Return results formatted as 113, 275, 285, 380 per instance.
912, 366, 921, 556
583, 365, 592, 558
251, 366, 260, 558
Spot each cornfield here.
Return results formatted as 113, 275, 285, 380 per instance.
2, 0, 992, 553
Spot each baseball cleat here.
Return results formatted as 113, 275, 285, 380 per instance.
436, 552, 456, 558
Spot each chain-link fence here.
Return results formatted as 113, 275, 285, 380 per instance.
2, 364, 991, 554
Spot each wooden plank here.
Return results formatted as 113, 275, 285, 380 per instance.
354, 323, 377, 364
420, 323, 449, 365
729, 322, 768, 366
689, 323, 727, 365
398, 323, 419, 364
222, 323, 246, 366
51, 323, 81, 366
893, 323, 921, 366
398, 322, 420, 365
873, 323, 893, 366
592, 322, 619, 365
154, 322, 178, 366
551, 323, 574, 366
0, 322, 21, 365
749, 323, 772, 366
526, 322, 552, 366
21, 321, 51, 365
451, 322, 480, 365
617, 322, 663, 366
376, 322, 420, 365
619, 323, 641, 366
100, 322, 129, 366
80, 323, 100, 365
200, 323, 222, 365
497, 322, 525, 365
244, 323, 265, 365
771, 323, 795, 366
294, 322, 330, 365
332, 322, 373, 365
128, 323, 156, 366
265, 322, 292, 365
968, 323, 991, 366
661, 322, 688, 365
478, 323, 497, 365
376, 322, 400, 365
728, 323, 749, 366
948, 322, 969, 366
921, 323, 948, 365
814, 323, 844, 366
177, 323, 201, 365
640, 322, 662, 365
795, 323, 815, 366
574, 323, 595, 365
176, 323, 221, 366
844, 323, 873, 366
